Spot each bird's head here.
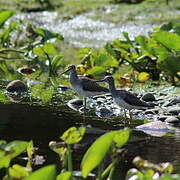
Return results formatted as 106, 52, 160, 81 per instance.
95, 76, 114, 84
60, 64, 76, 75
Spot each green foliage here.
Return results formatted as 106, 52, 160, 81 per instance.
9, 164, 30, 179
81, 128, 130, 178
0, 140, 28, 169
152, 31, 180, 51
61, 126, 86, 144
127, 156, 180, 180
0, 128, 178, 179
104, 24, 180, 84
0, 11, 15, 28
33, 42, 64, 76
30, 84, 54, 104
24, 165, 56, 180
56, 171, 72, 180
34, 28, 63, 43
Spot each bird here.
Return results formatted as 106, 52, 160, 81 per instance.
95, 76, 154, 119
60, 65, 109, 111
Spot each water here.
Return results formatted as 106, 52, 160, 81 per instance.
0, 102, 180, 179
13, 11, 156, 48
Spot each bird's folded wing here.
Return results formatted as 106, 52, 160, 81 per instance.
118, 90, 150, 107
80, 78, 109, 92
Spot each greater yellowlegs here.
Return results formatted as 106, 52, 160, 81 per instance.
60, 65, 109, 111
96, 76, 153, 119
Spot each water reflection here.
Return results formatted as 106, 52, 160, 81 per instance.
0, 103, 179, 178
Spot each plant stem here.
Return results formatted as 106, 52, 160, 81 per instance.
97, 165, 102, 180
101, 162, 114, 179
67, 144, 73, 172
107, 164, 115, 180
44, 52, 52, 77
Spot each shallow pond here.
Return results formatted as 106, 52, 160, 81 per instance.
0, 93, 180, 179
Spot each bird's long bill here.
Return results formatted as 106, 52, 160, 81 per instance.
59, 68, 70, 76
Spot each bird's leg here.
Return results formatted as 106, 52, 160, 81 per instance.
129, 110, 132, 120
123, 109, 127, 119
79, 97, 89, 113
83, 97, 87, 109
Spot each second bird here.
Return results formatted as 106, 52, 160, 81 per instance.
96, 76, 154, 119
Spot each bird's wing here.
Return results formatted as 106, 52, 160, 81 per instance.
79, 77, 109, 92
117, 90, 151, 107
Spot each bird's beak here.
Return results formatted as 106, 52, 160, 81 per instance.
59, 68, 70, 76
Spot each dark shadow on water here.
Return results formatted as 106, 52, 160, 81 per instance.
0, 103, 180, 179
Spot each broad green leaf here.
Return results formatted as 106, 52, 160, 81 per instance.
34, 28, 63, 41
0, 141, 28, 168
77, 48, 91, 58
56, 171, 72, 180
0, 21, 19, 43
153, 31, 180, 51
24, 165, 56, 180
51, 55, 64, 70
34, 28, 48, 37
93, 50, 118, 67
157, 55, 180, 75
4, 141, 28, 159
87, 66, 106, 77
112, 38, 132, 51
27, 141, 34, 159
33, 45, 45, 57
0, 11, 15, 28
43, 42, 57, 55
9, 164, 30, 179
123, 32, 134, 48
135, 35, 153, 55
0, 157, 10, 169
61, 127, 86, 144
113, 128, 130, 148
81, 131, 119, 178
105, 43, 119, 59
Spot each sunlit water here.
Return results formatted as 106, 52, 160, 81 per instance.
13, 11, 156, 48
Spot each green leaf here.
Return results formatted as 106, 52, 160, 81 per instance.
153, 31, 180, 51
157, 55, 180, 75
24, 165, 56, 180
81, 131, 118, 178
87, 66, 106, 77
93, 50, 118, 67
113, 128, 130, 148
51, 55, 64, 70
33, 45, 45, 57
34, 28, 63, 41
123, 32, 134, 48
0, 11, 15, 28
135, 35, 153, 54
0, 141, 28, 168
4, 141, 28, 159
9, 164, 30, 179
56, 171, 72, 180
27, 141, 34, 159
43, 42, 57, 55
61, 127, 86, 144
